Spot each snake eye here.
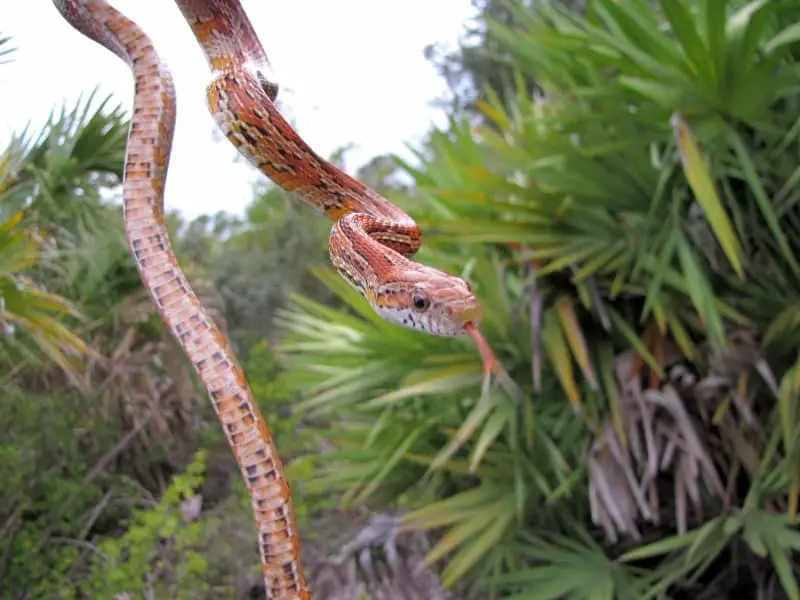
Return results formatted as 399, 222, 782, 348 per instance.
411, 291, 430, 312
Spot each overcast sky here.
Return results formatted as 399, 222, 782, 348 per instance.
0, 1, 474, 219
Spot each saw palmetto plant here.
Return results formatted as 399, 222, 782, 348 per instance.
0, 36, 102, 376
276, 1, 800, 597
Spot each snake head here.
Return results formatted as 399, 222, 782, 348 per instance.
371, 266, 482, 337
372, 268, 501, 378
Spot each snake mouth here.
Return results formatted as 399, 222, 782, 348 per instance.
460, 304, 482, 329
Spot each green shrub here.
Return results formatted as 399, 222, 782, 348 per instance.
80, 451, 212, 599
275, 1, 800, 597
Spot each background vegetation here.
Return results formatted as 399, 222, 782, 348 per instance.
2, 0, 799, 598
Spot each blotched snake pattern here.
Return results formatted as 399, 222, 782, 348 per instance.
52, 1, 496, 597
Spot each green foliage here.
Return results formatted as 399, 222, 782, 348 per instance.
1, 90, 126, 231
81, 451, 214, 599
276, 0, 800, 596
0, 209, 87, 373
173, 184, 334, 353
0, 88, 133, 375
426, 0, 585, 114
0, 385, 104, 599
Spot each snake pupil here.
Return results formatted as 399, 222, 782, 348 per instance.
412, 292, 429, 312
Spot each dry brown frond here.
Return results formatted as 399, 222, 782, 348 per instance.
588, 347, 730, 540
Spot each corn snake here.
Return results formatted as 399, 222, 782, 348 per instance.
53, 1, 496, 597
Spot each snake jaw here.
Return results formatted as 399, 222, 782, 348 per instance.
458, 303, 483, 331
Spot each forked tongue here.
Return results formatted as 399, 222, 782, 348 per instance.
464, 322, 502, 399
464, 323, 525, 405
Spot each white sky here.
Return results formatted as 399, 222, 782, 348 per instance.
0, 1, 474, 219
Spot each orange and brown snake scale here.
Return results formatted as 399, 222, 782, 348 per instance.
53, 1, 497, 598
53, 1, 308, 597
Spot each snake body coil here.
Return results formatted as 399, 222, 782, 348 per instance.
53, 1, 493, 598
174, 1, 483, 338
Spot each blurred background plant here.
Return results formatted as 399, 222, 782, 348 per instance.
3, 0, 800, 598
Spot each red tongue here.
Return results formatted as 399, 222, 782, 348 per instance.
464, 322, 501, 379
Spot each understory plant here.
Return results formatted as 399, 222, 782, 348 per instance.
0, 56, 233, 595
276, 1, 800, 597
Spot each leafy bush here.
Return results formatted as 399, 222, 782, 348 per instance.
0, 386, 107, 599
276, 1, 800, 597
80, 450, 213, 599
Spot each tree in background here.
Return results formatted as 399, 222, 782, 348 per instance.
425, 0, 586, 115
277, 1, 800, 597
